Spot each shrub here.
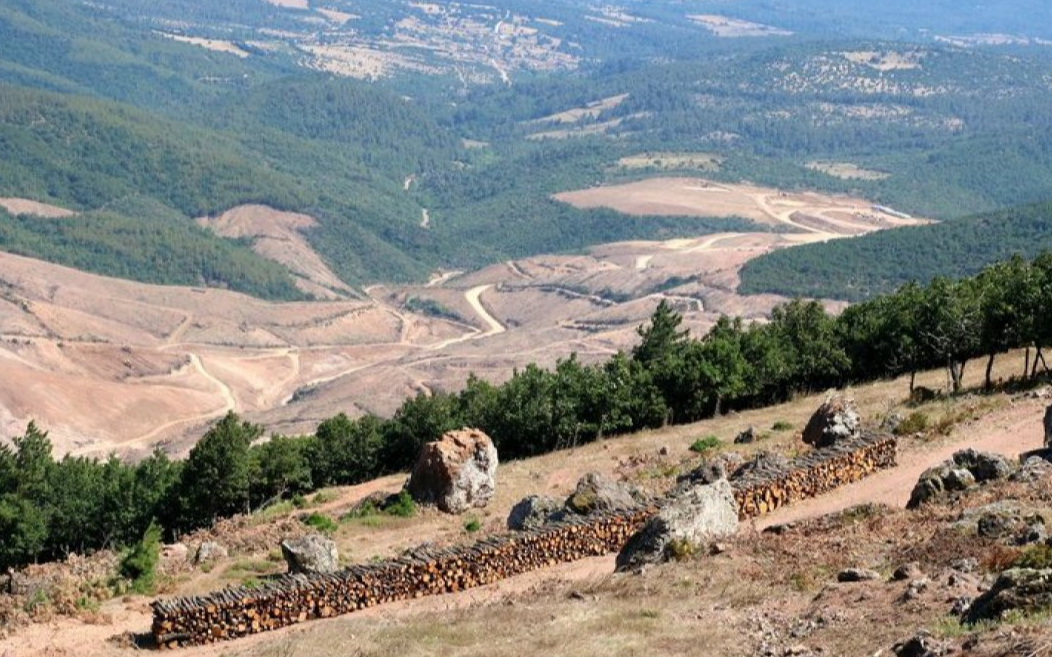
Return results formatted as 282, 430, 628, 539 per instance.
464, 517, 481, 533
771, 420, 793, 431
302, 512, 337, 534
384, 491, 417, 518
666, 538, 696, 561
894, 411, 930, 435
689, 436, 721, 454
1013, 544, 1052, 570
120, 521, 162, 594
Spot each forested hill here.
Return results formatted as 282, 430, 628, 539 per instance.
738, 201, 1052, 301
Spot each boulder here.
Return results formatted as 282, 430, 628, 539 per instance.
907, 449, 1013, 508
802, 393, 861, 448
892, 631, 949, 657
280, 533, 339, 575
733, 426, 757, 444
565, 472, 637, 514
1013, 455, 1052, 483
837, 568, 880, 583
507, 495, 565, 531
406, 428, 498, 514
615, 480, 737, 571
194, 541, 227, 564
963, 567, 1052, 624
892, 562, 924, 581
1045, 404, 1052, 448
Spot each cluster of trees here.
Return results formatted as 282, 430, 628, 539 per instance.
740, 200, 1052, 302
4, 253, 1051, 570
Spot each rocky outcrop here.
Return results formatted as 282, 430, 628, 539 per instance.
565, 472, 637, 514
280, 534, 339, 575
964, 568, 1052, 624
194, 542, 227, 564
802, 393, 861, 448
507, 495, 564, 531
907, 449, 1014, 508
406, 428, 498, 514
892, 631, 949, 657
734, 426, 757, 444
616, 480, 737, 571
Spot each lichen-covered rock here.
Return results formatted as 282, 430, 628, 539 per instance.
907, 449, 1014, 508
837, 567, 880, 582
565, 472, 637, 514
194, 541, 227, 564
730, 451, 790, 481
963, 568, 1052, 624
280, 533, 339, 575
802, 393, 861, 448
1014, 455, 1052, 483
406, 428, 498, 514
892, 630, 949, 657
615, 480, 737, 571
506, 495, 564, 531
733, 426, 756, 444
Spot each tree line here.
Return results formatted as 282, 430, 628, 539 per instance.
3, 252, 1052, 569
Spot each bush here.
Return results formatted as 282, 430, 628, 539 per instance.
464, 517, 481, 533
666, 538, 697, 561
689, 436, 721, 454
1013, 544, 1052, 570
120, 521, 161, 594
301, 512, 337, 535
894, 411, 930, 435
384, 491, 417, 518
771, 420, 793, 431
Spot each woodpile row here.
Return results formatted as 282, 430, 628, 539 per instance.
152, 433, 896, 648
732, 432, 897, 519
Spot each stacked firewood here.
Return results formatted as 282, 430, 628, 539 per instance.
152, 434, 897, 649
151, 508, 652, 648
732, 432, 897, 519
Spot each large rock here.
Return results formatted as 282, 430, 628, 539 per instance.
802, 393, 861, 448
507, 495, 564, 531
406, 428, 498, 514
280, 533, 339, 575
194, 541, 227, 564
616, 479, 738, 571
565, 472, 637, 514
907, 449, 1013, 509
892, 631, 949, 657
963, 568, 1052, 624
729, 451, 789, 481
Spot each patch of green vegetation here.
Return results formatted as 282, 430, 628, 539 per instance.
301, 512, 338, 535
689, 436, 721, 454
894, 411, 930, 436
771, 420, 793, 432
405, 297, 461, 323
464, 517, 481, 533
666, 538, 697, 561
1012, 544, 1052, 570
119, 521, 161, 594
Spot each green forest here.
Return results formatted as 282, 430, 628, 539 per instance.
4, 252, 1052, 569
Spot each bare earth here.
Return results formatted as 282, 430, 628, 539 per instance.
0, 182, 920, 457
0, 197, 76, 218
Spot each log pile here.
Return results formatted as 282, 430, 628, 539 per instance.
152, 433, 896, 648
732, 432, 897, 519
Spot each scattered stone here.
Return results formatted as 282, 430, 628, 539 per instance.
506, 495, 564, 531
730, 451, 790, 480
566, 472, 637, 514
964, 567, 1052, 623
616, 480, 737, 571
406, 428, 498, 514
953, 448, 1014, 482
734, 426, 757, 444
280, 534, 339, 575
836, 568, 880, 583
802, 393, 861, 448
950, 596, 973, 616
903, 577, 930, 601
892, 630, 949, 657
882, 411, 905, 434
194, 542, 227, 564
658, 445, 670, 456
892, 562, 923, 581
951, 557, 978, 574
